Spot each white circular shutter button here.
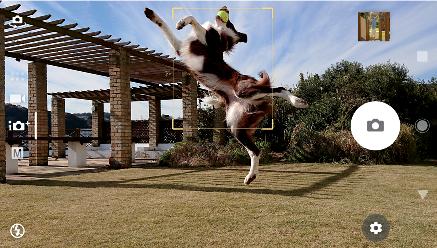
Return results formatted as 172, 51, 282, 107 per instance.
351, 101, 400, 150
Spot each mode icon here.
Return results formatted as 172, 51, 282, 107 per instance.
351, 101, 400, 150
367, 119, 384, 132
11, 15, 23, 25
11, 147, 24, 160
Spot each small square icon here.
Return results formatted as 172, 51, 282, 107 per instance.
417, 51, 428, 63
11, 147, 24, 160
9, 94, 26, 104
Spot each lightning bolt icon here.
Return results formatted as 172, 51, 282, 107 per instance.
14, 225, 21, 236
10, 224, 25, 238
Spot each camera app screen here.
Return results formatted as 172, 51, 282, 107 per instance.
0, 1, 436, 247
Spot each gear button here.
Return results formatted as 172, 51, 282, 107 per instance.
362, 214, 390, 242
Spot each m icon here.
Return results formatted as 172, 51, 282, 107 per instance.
11, 147, 24, 159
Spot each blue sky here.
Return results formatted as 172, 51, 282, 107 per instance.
2, 1, 437, 119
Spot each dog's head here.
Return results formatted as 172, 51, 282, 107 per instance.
216, 6, 247, 51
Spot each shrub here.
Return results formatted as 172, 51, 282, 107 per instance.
159, 141, 234, 167
255, 140, 274, 163
376, 124, 416, 163
222, 139, 274, 164
223, 139, 250, 164
286, 124, 417, 164
159, 139, 276, 167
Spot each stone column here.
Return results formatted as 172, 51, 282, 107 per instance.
28, 62, 49, 166
92, 101, 104, 147
213, 107, 226, 145
109, 49, 131, 168
182, 74, 198, 140
148, 96, 161, 148
51, 97, 65, 157
0, 15, 6, 182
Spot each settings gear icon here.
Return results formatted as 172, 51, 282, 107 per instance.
362, 214, 389, 241
369, 221, 383, 235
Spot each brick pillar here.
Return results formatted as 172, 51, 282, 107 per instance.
148, 96, 160, 148
92, 101, 104, 147
51, 97, 65, 157
213, 107, 226, 145
109, 49, 131, 168
0, 15, 6, 182
182, 74, 198, 140
28, 62, 48, 166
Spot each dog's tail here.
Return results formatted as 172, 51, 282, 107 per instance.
234, 71, 309, 108
144, 8, 181, 53
257, 71, 271, 87
257, 71, 309, 108
273, 87, 309, 108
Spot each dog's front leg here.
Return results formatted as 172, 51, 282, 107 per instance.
145, 8, 182, 52
176, 16, 207, 45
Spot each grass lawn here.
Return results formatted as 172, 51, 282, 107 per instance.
1, 163, 436, 247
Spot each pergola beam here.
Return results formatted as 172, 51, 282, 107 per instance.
4, 17, 60, 36
15, 36, 103, 55
6, 50, 156, 85
30, 46, 109, 59
47, 82, 192, 102
6, 50, 110, 77
4, 23, 80, 42
6, 36, 78, 51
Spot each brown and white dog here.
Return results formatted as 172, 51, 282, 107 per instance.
144, 7, 309, 184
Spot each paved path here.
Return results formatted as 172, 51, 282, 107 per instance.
8, 158, 108, 181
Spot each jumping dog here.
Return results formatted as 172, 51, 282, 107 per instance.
144, 7, 309, 184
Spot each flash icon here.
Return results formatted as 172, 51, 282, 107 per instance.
10, 223, 25, 239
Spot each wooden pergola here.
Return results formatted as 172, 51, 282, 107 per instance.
48, 84, 193, 103
0, 1, 187, 83
0, 1, 200, 182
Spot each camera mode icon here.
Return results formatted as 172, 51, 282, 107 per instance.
11, 15, 23, 26
351, 101, 400, 150
367, 119, 384, 132
8, 120, 29, 131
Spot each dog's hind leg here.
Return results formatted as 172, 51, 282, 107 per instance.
176, 16, 207, 45
229, 106, 269, 185
272, 87, 309, 108
144, 8, 182, 52
234, 129, 260, 185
